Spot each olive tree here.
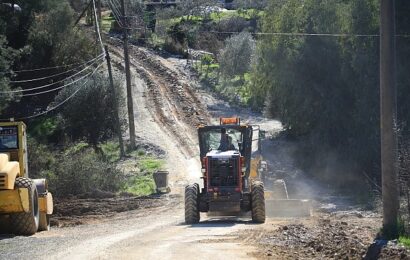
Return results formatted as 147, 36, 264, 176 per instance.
54, 72, 126, 149
218, 31, 255, 80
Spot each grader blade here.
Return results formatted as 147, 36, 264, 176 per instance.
264, 179, 312, 217
265, 196, 312, 217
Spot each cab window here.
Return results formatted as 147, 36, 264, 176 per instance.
0, 126, 18, 150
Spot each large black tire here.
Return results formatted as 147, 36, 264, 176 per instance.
185, 184, 200, 224
251, 181, 266, 223
10, 177, 40, 235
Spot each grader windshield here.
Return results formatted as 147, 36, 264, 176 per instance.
199, 128, 243, 152
0, 126, 18, 150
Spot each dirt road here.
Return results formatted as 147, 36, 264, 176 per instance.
0, 40, 268, 259
0, 40, 407, 259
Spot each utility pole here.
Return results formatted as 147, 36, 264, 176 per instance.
105, 46, 126, 158
120, 0, 136, 150
97, 0, 102, 27
380, 0, 399, 238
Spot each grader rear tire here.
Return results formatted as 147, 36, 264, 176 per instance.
10, 178, 40, 235
251, 181, 266, 223
185, 184, 200, 224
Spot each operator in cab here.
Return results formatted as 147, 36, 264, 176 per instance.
218, 128, 236, 151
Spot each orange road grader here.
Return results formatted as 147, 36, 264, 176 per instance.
0, 121, 53, 235
184, 117, 311, 224
185, 117, 266, 223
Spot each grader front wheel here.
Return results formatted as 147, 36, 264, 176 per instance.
251, 181, 266, 223
10, 177, 40, 235
185, 184, 200, 224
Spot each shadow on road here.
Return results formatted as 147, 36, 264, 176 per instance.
363, 239, 387, 260
0, 234, 15, 240
181, 217, 256, 228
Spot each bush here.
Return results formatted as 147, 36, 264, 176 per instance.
53, 147, 125, 196
54, 73, 126, 148
28, 141, 125, 197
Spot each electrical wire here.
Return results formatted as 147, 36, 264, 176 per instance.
197, 30, 410, 38
6, 53, 105, 74
92, 0, 104, 52
108, 1, 126, 27
107, 0, 145, 30
21, 63, 102, 97
108, 0, 124, 22
198, 30, 380, 38
1, 62, 105, 121
9, 54, 104, 83
0, 55, 105, 94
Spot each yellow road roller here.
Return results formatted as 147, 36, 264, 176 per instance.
0, 121, 53, 235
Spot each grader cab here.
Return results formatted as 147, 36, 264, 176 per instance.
0, 121, 53, 235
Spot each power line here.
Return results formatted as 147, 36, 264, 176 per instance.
198, 30, 380, 38
21, 63, 103, 97
1, 62, 105, 121
0, 55, 104, 94
6, 53, 105, 74
107, 1, 144, 30
9, 55, 104, 83
197, 30, 410, 38
92, 0, 104, 52
108, 0, 126, 27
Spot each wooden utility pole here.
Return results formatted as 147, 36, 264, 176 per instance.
105, 46, 126, 158
120, 0, 136, 150
380, 0, 399, 238
97, 0, 102, 27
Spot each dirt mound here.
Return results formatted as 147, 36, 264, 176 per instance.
52, 194, 180, 227
231, 212, 409, 259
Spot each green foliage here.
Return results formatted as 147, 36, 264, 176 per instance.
218, 31, 255, 80
124, 174, 156, 196
122, 157, 163, 196
53, 147, 125, 196
139, 158, 163, 173
28, 137, 56, 179
399, 236, 410, 249
0, 35, 17, 113
26, 2, 94, 69
100, 141, 121, 163
249, 0, 381, 185
29, 117, 59, 142
0, 0, 96, 118
164, 23, 189, 55
54, 73, 126, 147
28, 140, 125, 197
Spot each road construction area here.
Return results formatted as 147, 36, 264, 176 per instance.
0, 43, 408, 260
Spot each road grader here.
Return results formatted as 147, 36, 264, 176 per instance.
185, 117, 266, 223
0, 121, 53, 235
184, 117, 311, 224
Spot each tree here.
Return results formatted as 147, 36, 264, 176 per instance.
54, 73, 126, 149
249, 0, 381, 188
233, 0, 267, 10
176, 0, 220, 21
26, 2, 94, 71
218, 31, 255, 80
0, 35, 17, 113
